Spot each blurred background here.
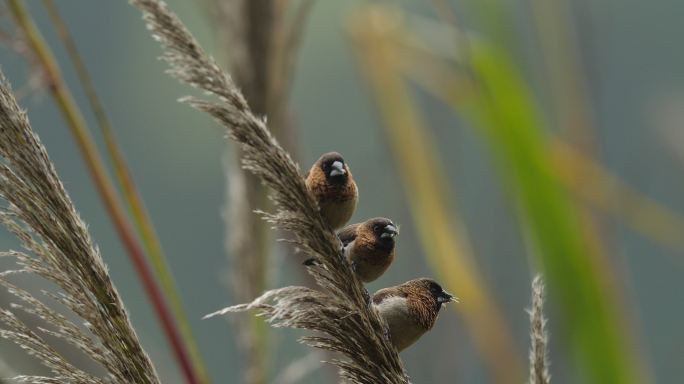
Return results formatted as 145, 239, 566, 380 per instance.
0, 0, 683, 383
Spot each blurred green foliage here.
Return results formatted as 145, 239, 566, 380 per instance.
1, 0, 684, 383
465, 40, 639, 383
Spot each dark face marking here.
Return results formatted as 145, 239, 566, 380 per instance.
318, 153, 347, 184
425, 280, 453, 307
428, 281, 442, 296
368, 218, 398, 245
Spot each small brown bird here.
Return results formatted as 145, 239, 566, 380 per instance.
302, 218, 397, 283
340, 217, 398, 283
305, 152, 358, 230
372, 278, 455, 352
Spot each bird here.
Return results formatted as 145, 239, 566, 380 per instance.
305, 152, 358, 230
303, 217, 398, 283
339, 217, 398, 283
372, 278, 455, 352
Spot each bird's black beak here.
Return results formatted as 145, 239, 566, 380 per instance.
329, 160, 346, 177
380, 224, 398, 239
437, 290, 455, 304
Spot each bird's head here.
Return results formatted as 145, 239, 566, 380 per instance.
365, 217, 398, 248
407, 278, 456, 312
317, 152, 349, 184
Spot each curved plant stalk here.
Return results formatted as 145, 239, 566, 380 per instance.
349, 9, 525, 384
5, 1, 200, 383
39, 2, 209, 382
130, 1, 410, 382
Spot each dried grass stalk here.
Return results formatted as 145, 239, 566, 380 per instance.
0, 72, 160, 384
129, 0, 409, 382
210, 1, 276, 383
528, 275, 551, 384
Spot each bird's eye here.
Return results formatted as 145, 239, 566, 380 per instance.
373, 225, 381, 232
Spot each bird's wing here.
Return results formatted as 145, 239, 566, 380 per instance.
372, 287, 407, 305
305, 224, 358, 266
337, 223, 359, 247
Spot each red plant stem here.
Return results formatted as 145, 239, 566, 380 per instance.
6, 1, 199, 383
117, 219, 198, 384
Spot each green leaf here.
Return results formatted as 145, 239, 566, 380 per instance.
463, 40, 638, 384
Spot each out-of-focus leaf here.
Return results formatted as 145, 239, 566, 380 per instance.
552, 140, 684, 252
349, 9, 524, 384
351, 5, 646, 383
462, 39, 640, 384
398, 23, 684, 254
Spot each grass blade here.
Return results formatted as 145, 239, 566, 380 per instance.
6, 1, 201, 382
351, 5, 646, 383
463, 39, 640, 384
39, 2, 208, 382
349, 9, 525, 383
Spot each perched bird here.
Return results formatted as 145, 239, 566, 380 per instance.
305, 152, 358, 230
303, 217, 398, 283
372, 278, 455, 352
339, 217, 398, 283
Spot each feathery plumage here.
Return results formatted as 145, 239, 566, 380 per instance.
340, 217, 397, 282
373, 278, 455, 351
305, 152, 358, 230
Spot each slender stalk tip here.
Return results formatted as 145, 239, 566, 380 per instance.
528, 274, 551, 384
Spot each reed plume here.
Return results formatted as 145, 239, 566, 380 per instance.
0, 72, 160, 383
129, 0, 409, 382
528, 275, 551, 384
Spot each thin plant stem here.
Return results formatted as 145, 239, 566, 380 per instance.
528, 275, 550, 384
40, 2, 208, 382
5, 1, 200, 383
